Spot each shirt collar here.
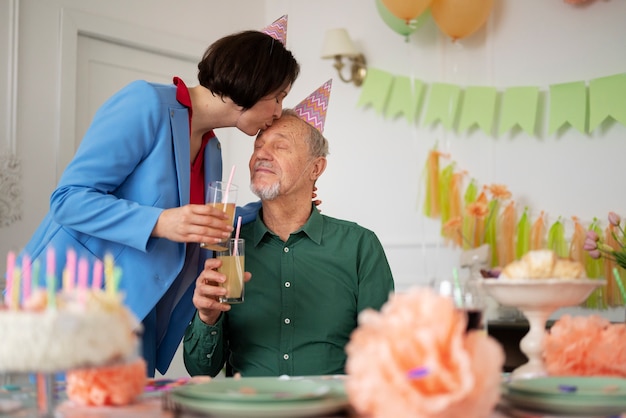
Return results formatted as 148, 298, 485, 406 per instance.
251, 204, 323, 247
173, 76, 192, 115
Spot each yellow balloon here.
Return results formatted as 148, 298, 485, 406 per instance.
381, 0, 433, 22
430, 0, 494, 41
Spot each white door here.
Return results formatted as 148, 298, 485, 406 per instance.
75, 35, 198, 148
75, 34, 198, 380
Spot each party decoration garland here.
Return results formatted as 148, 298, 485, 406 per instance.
427, 148, 624, 308
359, 71, 626, 136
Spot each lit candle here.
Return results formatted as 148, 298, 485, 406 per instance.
4, 251, 15, 307
92, 259, 103, 290
11, 267, 21, 310
104, 253, 114, 296
22, 254, 31, 304
77, 257, 88, 305
46, 247, 56, 309
65, 248, 76, 291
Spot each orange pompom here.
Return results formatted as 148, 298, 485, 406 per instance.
66, 358, 147, 406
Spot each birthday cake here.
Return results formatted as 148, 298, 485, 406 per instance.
1, 250, 141, 374
0, 288, 140, 373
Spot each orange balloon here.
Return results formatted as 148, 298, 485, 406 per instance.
430, 0, 494, 40
381, 0, 433, 22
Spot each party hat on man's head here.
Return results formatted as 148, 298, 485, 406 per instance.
261, 15, 288, 46
294, 79, 332, 133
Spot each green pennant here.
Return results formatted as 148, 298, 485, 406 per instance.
548, 81, 587, 135
422, 83, 461, 130
589, 73, 626, 132
385, 76, 424, 123
458, 86, 497, 134
356, 68, 394, 115
498, 86, 539, 135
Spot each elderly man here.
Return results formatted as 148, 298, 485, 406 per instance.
183, 82, 394, 377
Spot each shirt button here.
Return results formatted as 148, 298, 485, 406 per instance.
210, 331, 217, 335
283, 247, 289, 253
283, 354, 289, 360
285, 282, 291, 288
206, 354, 212, 359
284, 318, 291, 324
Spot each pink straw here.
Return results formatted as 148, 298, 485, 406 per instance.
234, 216, 242, 255
92, 259, 103, 290
22, 254, 31, 304
222, 165, 236, 204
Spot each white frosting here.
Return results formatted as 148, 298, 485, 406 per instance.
0, 291, 140, 373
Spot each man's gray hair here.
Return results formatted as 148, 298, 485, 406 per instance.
282, 109, 329, 158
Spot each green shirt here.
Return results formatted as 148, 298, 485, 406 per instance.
183, 206, 394, 377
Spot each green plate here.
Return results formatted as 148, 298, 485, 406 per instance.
168, 377, 349, 418
502, 377, 626, 416
171, 377, 338, 403
507, 376, 626, 398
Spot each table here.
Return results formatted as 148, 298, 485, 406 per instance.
1, 374, 623, 418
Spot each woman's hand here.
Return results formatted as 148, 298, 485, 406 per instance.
312, 186, 322, 208
152, 204, 233, 244
192, 258, 252, 325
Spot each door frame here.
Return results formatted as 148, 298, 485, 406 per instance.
57, 8, 206, 180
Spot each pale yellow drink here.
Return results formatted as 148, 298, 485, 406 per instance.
200, 202, 236, 251
218, 254, 245, 303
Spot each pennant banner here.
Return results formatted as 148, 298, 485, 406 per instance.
498, 86, 539, 136
356, 68, 394, 115
458, 86, 497, 134
357, 70, 626, 136
423, 83, 461, 130
589, 73, 626, 132
549, 81, 587, 134
384, 76, 424, 123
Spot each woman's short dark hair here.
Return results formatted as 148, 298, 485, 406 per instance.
198, 31, 300, 110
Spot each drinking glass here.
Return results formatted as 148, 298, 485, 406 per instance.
217, 238, 245, 304
200, 181, 237, 251
431, 276, 487, 333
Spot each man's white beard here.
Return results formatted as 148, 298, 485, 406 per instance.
251, 181, 280, 200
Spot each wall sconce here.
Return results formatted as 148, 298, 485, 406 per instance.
320, 28, 367, 87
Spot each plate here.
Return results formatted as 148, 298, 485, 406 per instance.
172, 377, 333, 403
168, 377, 349, 418
508, 376, 626, 398
502, 378, 626, 416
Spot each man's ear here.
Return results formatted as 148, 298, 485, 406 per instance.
310, 157, 327, 181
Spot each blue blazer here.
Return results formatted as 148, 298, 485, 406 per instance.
18, 80, 259, 375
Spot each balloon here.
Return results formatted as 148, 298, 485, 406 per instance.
376, 0, 431, 37
381, 0, 433, 22
430, 0, 494, 41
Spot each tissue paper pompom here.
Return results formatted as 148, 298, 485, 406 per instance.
345, 287, 504, 418
544, 314, 626, 377
66, 358, 147, 406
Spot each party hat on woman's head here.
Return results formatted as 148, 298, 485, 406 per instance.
261, 15, 288, 46
294, 79, 332, 133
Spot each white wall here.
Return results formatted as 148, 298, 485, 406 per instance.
1, 0, 625, 374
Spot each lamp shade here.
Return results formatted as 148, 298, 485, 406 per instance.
320, 28, 359, 58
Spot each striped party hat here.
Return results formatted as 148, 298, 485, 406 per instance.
261, 15, 288, 46
294, 79, 332, 133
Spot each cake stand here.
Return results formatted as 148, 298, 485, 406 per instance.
482, 278, 605, 380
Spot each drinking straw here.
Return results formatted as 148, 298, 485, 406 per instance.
612, 267, 626, 305
222, 165, 236, 205
32, 259, 40, 289
234, 216, 243, 253
104, 253, 114, 296
234, 216, 243, 280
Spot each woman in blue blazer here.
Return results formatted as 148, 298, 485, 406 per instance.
17, 25, 299, 377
